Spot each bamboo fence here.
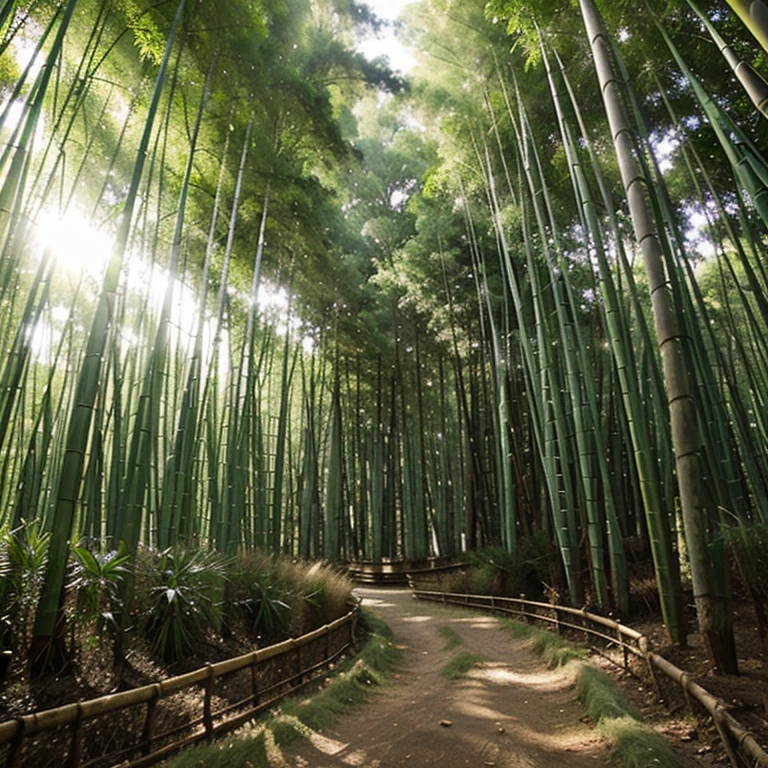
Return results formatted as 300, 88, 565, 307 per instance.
0, 605, 359, 768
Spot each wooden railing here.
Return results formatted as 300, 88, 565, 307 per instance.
347, 558, 464, 585
411, 588, 768, 768
0, 605, 359, 768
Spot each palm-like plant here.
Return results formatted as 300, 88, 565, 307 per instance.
138, 548, 226, 663
67, 541, 131, 639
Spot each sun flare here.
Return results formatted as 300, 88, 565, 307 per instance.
34, 209, 113, 282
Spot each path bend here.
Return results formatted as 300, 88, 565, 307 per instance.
283, 586, 610, 767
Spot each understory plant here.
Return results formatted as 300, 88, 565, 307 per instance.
577, 665, 680, 768
225, 551, 295, 640
224, 552, 353, 641
465, 533, 552, 597
134, 547, 228, 662
67, 540, 131, 643
0, 523, 50, 658
724, 520, 768, 649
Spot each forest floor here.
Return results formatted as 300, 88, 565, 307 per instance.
271, 587, 717, 768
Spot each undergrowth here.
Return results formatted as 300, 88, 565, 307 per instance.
500, 618, 586, 667
437, 626, 463, 650
161, 609, 399, 768
441, 651, 482, 679
577, 665, 680, 768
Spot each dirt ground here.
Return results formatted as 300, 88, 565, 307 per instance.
268, 587, 709, 767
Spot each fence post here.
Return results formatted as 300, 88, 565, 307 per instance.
64, 704, 82, 768
712, 705, 740, 768
250, 654, 260, 708
7, 719, 25, 768
203, 665, 215, 740
519, 594, 526, 623
617, 625, 628, 670
642, 643, 663, 700
325, 626, 331, 662
295, 641, 303, 686
141, 684, 161, 757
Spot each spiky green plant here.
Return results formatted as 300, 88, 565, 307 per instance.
137, 547, 227, 662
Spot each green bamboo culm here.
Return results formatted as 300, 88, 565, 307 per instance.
578, 0, 738, 669
30, 0, 189, 677
724, 0, 768, 55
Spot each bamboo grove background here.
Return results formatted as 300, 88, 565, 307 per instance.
2, 0, 768, 669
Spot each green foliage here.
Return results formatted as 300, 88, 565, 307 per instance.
577, 665, 638, 722
599, 716, 681, 768
441, 650, 482, 679
112, 0, 166, 63
0, 522, 50, 651
136, 548, 227, 662
67, 541, 131, 636
224, 553, 353, 641
724, 520, 768, 644
466, 534, 551, 597
438, 625, 463, 650
724, 520, 768, 596
501, 619, 586, 667
577, 665, 680, 768
500, 618, 537, 639
532, 633, 586, 668
225, 552, 294, 639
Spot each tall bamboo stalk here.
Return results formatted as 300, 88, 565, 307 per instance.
579, 0, 735, 667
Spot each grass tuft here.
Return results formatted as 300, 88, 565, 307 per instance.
442, 651, 482, 679
532, 632, 587, 668
577, 664, 638, 722
500, 618, 585, 668
500, 618, 537, 639
599, 715, 681, 768
576, 665, 681, 768
437, 626, 463, 650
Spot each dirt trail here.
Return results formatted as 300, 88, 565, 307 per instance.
280, 587, 612, 767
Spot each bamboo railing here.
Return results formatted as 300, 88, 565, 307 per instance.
410, 588, 768, 768
0, 605, 359, 768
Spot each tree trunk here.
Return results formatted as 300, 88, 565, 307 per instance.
579, 0, 737, 671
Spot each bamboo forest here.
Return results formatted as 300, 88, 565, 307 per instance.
3, 0, 768, 712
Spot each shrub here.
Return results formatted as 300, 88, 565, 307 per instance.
287, 560, 352, 631
67, 540, 131, 639
466, 533, 552, 597
0, 522, 50, 654
724, 520, 768, 649
225, 551, 297, 641
135, 547, 227, 662
224, 553, 353, 642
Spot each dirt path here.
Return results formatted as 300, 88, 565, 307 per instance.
279, 587, 612, 767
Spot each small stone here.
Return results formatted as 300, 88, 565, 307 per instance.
441, 720, 453, 727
